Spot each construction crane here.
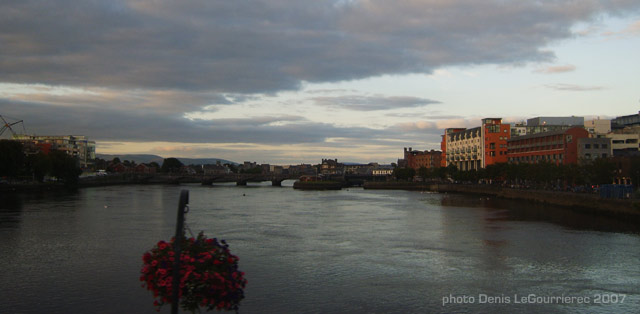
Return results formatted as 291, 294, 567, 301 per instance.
0, 115, 26, 137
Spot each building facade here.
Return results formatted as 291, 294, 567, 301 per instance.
402, 148, 442, 170
12, 134, 96, 168
577, 137, 613, 163
441, 118, 510, 170
612, 111, 640, 129
506, 127, 589, 165
526, 116, 584, 127
584, 118, 611, 135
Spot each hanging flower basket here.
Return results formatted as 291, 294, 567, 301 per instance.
140, 232, 247, 312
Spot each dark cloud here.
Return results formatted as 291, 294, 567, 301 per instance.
1, 99, 393, 144
312, 95, 439, 111
2, 0, 638, 93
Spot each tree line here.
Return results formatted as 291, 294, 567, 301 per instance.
394, 158, 640, 189
0, 140, 82, 184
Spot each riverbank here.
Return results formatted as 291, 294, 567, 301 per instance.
364, 181, 640, 221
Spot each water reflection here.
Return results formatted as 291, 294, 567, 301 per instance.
439, 193, 640, 234
0, 185, 639, 314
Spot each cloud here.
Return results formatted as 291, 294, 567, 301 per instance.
544, 83, 605, 91
2, 1, 639, 94
1, 98, 391, 144
602, 19, 640, 37
312, 95, 439, 111
534, 64, 576, 74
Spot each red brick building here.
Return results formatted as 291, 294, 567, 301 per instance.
403, 148, 442, 170
507, 126, 589, 165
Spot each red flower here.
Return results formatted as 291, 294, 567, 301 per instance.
140, 231, 246, 313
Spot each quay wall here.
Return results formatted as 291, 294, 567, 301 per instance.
364, 182, 640, 220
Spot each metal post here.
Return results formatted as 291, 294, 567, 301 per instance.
172, 189, 189, 314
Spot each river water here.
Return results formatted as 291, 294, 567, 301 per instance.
1, 182, 639, 313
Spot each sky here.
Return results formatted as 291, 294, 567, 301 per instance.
1, 0, 639, 165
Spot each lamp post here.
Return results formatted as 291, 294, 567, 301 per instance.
171, 190, 189, 314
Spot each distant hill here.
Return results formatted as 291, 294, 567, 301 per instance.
97, 154, 237, 166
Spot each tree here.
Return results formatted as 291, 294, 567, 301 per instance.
25, 152, 51, 182
48, 150, 82, 184
417, 166, 429, 181
0, 140, 25, 180
393, 167, 415, 181
161, 158, 184, 173
585, 158, 615, 185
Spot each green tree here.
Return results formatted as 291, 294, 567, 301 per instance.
393, 167, 415, 181
161, 158, 184, 173
0, 140, 25, 180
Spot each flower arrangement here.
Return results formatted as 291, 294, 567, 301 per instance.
140, 232, 247, 313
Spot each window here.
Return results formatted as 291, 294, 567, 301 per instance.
585, 144, 591, 149
602, 144, 608, 149
489, 143, 495, 149
593, 144, 599, 149
566, 135, 572, 143
585, 153, 591, 159
602, 153, 608, 158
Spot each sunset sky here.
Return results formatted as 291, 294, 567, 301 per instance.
1, 1, 639, 164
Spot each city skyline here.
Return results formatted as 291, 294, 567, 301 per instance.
1, 1, 639, 164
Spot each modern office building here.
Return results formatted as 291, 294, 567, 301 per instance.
506, 127, 589, 165
612, 111, 640, 129
526, 116, 584, 127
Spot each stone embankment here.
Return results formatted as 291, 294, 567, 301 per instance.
364, 182, 640, 220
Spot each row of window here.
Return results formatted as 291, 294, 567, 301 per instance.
508, 154, 564, 162
584, 143, 608, 149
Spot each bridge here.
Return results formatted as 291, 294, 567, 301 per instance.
176, 173, 300, 186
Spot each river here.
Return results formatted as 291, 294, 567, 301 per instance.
1, 182, 639, 313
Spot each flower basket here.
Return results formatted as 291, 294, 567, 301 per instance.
140, 232, 247, 313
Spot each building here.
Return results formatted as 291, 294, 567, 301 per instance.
612, 111, 640, 129
584, 118, 611, 135
606, 133, 640, 156
372, 166, 394, 176
321, 159, 343, 175
440, 128, 465, 167
12, 134, 96, 168
442, 118, 510, 170
526, 116, 584, 127
577, 137, 612, 163
402, 148, 442, 170
507, 127, 589, 165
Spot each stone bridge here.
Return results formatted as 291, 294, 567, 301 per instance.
199, 173, 299, 186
